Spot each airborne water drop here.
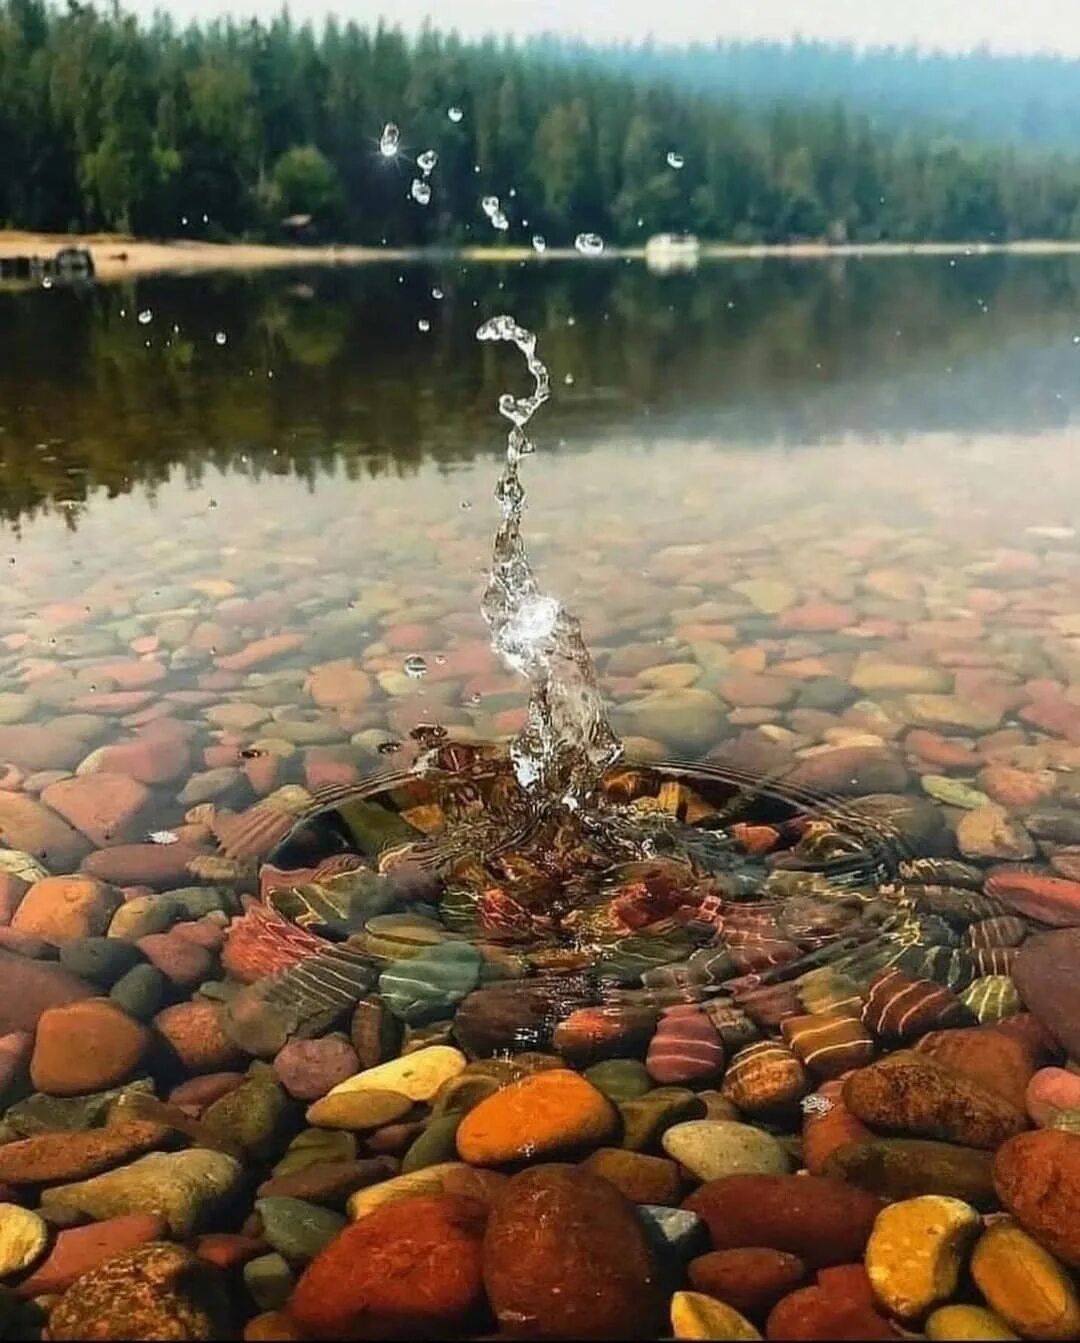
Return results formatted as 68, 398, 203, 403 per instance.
574, 232, 604, 256
379, 122, 401, 158
403, 655, 429, 678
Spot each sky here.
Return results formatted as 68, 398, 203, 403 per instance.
123, 0, 1080, 57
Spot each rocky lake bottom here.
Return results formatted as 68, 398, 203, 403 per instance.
0, 258, 1080, 1338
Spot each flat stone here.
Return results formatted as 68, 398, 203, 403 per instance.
0, 1204, 48, 1277
662, 1120, 789, 1182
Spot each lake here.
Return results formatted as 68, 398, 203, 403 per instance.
2, 254, 1080, 1338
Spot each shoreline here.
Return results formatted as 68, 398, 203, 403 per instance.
5, 229, 1080, 282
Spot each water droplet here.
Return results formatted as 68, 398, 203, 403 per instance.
531, 234, 547, 253
459, 500, 472, 510
41, 276, 53, 290
469, 691, 482, 705
566, 316, 576, 327
214, 331, 227, 346
434, 653, 447, 665
137, 309, 153, 326
417, 149, 438, 174
181, 216, 188, 226
417, 318, 431, 332
410, 722, 447, 744
574, 232, 604, 256
377, 739, 404, 754
481, 195, 500, 218
379, 122, 400, 158
666, 151, 685, 169
403, 655, 429, 678
431, 286, 444, 300
564, 373, 574, 385
447, 106, 464, 123
491, 211, 509, 232
410, 178, 431, 205
208, 498, 219, 509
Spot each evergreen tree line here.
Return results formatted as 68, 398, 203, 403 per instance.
536, 36, 1080, 153
6, 1, 1080, 245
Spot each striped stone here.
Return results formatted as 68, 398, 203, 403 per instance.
971, 945, 1019, 977
646, 1005, 725, 1085
724, 926, 801, 975
964, 916, 1028, 950
733, 981, 802, 1030
781, 1011, 876, 1080
960, 975, 1022, 1024
861, 967, 973, 1042
721, 1040, 808, 1114
796, 967, 864, 1018
702, 1002, 760, 1054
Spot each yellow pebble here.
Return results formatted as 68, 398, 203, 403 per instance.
971, 1220, 1080, 1342
322, 1045, 465, 1102
865, 1195, 981, 1320
670, 1291, 762, 1341
925, 1305, 1019, 1341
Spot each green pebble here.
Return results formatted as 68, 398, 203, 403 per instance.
585, 1060, 654, 1105
401, 1115, 461, 1174
273, 1127, 357, 1177
59, 937, 142, 987
243, 1252, 294, 1311
109, 964, 167, 1020
430, 1074, 501, 1119
202, 1075, 295, 1160
255, 1197, 345, 1265
920, 775, 992, 810
378, 942, 482, 1024
619, 1088, 707, 1153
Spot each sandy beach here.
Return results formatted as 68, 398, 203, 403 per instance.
6, 229, 1080, 282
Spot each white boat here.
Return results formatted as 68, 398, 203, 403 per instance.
645, 233, 701, 273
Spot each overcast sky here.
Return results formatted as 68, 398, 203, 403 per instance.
124, 0, 1080, 57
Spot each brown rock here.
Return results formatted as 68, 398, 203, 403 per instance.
41, 774, 152, 847
684, 1173, 881, 1270
31, 999, 150, 1096
13, 1213, 167, 1296
155, 1001, 246, 1074
688, 1248, 807, 1318
842, 1050, 1027, 1149
580, 1148, 682, 1205
289, 1192, 487, 1338
136, 929, 213, 988
47, 1241, 231, 1341
0, 792, 90, 867
782, 747, 909, 797
483, 1165, 664, 1339
82, 843, 203, 889
0, 948, 94, 1033
12, 876, 119, 945
914, 1024, 1039, 1113
1013, 928, 1080, 1059
0, 1122, 169, 1184
994, 1130, 1080, 1268
256, 1157, 399, 1208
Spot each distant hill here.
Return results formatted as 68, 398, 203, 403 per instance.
525, 36, 1080, 151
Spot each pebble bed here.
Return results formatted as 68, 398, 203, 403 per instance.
0, 441, 1079, 1339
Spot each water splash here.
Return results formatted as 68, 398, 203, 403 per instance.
574, 232, 604, 256
476, 314, 622, 811
417, 149, 438, 174
379, 123, 401, 158
410, 179, 431, 205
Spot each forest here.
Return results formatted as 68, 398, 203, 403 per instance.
6, 1, 1080, 246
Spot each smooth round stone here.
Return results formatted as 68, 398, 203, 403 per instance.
401, 1115, 462, 1174
322, 1047, 466, 1104
920, 776, 991, 810
243, 1252, 295, 1312
0, 695, 35, 725
662, 1120, 789, 1182
926, 1305, 1019, 1341
255, 1197, 345, 1266
0, 1204, 48, 1276
378, 943, 482, 1024
971, 1219, 1080, 1341
305, 1089, 413, 1131
584, 1059, 654, 1105
58, 938, 142, 988
865, 1195, 981, 1320
1026, 1068, 1080, 1128
109, 965, 167, 1021
272, 1128, 357, 1178
670, 1291, 762, 1341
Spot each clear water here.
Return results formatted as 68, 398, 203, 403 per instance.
2, 255, 1080, 807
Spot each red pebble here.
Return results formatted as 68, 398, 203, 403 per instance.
646, 1006, 725, 1085
288, 1193, 487, 1338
